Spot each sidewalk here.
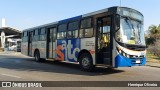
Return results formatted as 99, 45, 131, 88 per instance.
146, 62, 160, 68
0, 51, 21, 55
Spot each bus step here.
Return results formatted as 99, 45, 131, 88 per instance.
46, 58, 55, 61
103, 52, 110, 58
103, 58, 111, 65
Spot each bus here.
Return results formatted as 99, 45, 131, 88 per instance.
21, 6, 146, 71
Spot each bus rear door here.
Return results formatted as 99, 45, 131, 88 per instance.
28, 31, 33, 56
47, 27, 57, 59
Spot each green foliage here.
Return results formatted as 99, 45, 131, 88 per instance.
146, 37, 155, 45
149, 25, 160, 34
147, 25, 160, 57
148, 25, 160, 40
147, 52, 160, 63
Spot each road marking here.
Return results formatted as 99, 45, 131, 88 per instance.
0, 73, 21, 78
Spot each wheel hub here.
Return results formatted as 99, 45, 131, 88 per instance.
82, 57, 90, 67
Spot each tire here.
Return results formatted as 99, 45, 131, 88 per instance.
79, 53, 95, 71
34, 51, 44, 62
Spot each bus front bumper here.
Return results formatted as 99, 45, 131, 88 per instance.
115, 54, 146, 68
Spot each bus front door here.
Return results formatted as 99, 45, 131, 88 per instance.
97, 16, 112, 65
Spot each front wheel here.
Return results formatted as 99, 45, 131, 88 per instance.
79, 53, 95, 71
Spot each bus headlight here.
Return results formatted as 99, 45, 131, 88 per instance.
119, 49, 122, 54
116, 47, 130, 58
117, 47, 122, 54
126, 55, 130, 58
122, 52, 126, 56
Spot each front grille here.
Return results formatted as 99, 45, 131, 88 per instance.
131, 59, 143, 64
130, 55, 145, 59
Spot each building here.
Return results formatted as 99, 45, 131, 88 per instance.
0, 19, 22, 51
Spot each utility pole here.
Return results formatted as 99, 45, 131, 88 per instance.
2, 18, 6, 27
120, 0, 121, 7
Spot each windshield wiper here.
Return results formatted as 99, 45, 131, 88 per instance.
125, 17, 135, 33
125, 17, 142, 45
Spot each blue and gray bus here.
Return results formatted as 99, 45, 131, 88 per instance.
21, 6, 146, 71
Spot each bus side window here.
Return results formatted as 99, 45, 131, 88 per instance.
84, 28, 93, 37
67, 31, 72, 38
79, 29, 84, 38
22, 32, 26, 42
80, 18, 93, 38
52, 28, 57, 42
33, 29, 39, 42
68, 21, 79, 38
73, 30, 78, 38
57, 24, 67, 39
39, 28, 46, 41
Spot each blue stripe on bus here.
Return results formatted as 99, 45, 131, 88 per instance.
59, 15, 82, 24
115, 54, 146, 67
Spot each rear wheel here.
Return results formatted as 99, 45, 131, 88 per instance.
34, 51, 44, 62
79, 53, 95, 71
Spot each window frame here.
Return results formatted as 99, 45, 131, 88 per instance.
80, 17, 93, 29
33, 29, 39, 42
23, 31, 28, 37
79, 17, 94, 38
57, 23, 67, 39
58, 23, 67, 32
39, 28, 46, 41
67, 20, 80, 38
48, 27, 57, 42
68, 20, 79, 31
40, 28, 46, 35
22, 31, 28, 42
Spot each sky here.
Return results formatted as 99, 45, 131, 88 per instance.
0, 0, 159, 31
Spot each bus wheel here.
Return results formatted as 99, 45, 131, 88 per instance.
79, 53, 94, 71
34, 51, 41, 62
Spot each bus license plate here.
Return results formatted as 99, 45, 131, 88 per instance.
136, 60, 141, 63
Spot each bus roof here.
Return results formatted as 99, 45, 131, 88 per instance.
23, 6, 142, 32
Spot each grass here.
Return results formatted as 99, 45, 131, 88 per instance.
146, 52, 160, 63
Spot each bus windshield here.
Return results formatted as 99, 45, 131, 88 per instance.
116, 17, 145, 46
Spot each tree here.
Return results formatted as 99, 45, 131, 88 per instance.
148, 25, 160, 40
147, 25, 160, 57
146, 37, 155, 45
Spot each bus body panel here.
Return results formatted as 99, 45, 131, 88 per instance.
21, 42, 28, 56
80, 37, 96, 65
56, 38, 80, 62
38, 41, 46, 58
32, 41, 38, 57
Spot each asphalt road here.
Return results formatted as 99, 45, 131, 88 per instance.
0, 52, 160, 90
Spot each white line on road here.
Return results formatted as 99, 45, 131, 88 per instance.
0, 73, 21, 78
